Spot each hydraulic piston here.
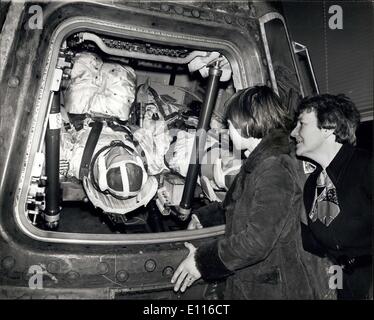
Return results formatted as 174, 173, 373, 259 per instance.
178, 63, 222, 220
44, 91, 61, 229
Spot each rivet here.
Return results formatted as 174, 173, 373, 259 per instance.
144, 259, 156, 272
116, 270, 129, 282
160, 4, 170, 12
97, 262, 109, 275
47, 261, 60, 273
191, 9, 200, 18
238, 17, 246, 26
8, 76, 20, 88
162, 266, 174, 277
1, 256, 16, 270
254, 33, 260, 42
224, 15, 232, 24
174, 6, 183, 15
262, 58, 268, 66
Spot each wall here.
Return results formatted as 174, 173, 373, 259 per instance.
282, 0, 373, 121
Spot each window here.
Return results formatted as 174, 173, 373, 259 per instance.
259, 13, 302, 99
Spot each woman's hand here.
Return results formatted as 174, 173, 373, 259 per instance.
171, 242, 202, 292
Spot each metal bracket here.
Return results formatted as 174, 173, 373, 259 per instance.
292, 41, 320, 94
292, 41, 307, 54
50, 68, 63, 92
30, 152, 44, 178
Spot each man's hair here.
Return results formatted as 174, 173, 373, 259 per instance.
296, 94, 361, 145
225, 85, 291, 139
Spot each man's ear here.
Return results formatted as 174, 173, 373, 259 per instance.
322, 128, 335, 139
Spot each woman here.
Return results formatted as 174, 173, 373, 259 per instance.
291, 94, 372, 300
171, 85, 315, 299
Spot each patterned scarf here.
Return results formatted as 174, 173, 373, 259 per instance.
309, 169, 340, 227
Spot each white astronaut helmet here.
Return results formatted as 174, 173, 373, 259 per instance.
91, 140, 147, 199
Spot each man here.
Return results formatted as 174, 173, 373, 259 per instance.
172, 86, 317, 299
291, 94, 372, 300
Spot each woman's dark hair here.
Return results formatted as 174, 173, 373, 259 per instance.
225, 85, 291, 139
296, 94, 360, 145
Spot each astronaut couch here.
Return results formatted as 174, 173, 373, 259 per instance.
58, 52, 240, 218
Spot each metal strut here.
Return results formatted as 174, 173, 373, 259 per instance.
178, 62, 222, 220
44, 68, 63, 229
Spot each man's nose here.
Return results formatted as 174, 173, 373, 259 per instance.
290, 125, 298, 138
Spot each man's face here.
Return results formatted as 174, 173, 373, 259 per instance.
228, 120, 261, 153
228, 120, 246, 151
291, 110, 327, 160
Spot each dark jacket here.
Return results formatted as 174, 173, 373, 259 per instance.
302, 144, 372, 260
301, 144, 372, 299
195, 128, 315, 299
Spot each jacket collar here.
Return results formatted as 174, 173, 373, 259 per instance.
326, 143, 355, 185
243, 128, 293, 173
